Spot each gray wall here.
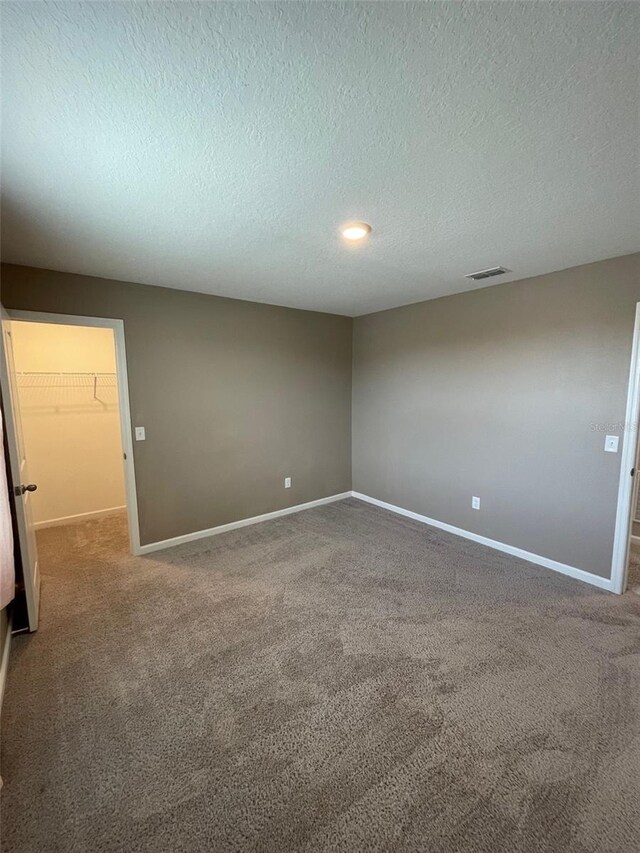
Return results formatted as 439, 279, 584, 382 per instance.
1, 265, 352, 545
353, 253, 640, 579
3, 254, 639, 579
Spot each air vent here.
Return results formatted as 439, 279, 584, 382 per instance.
464, 266, 510, 281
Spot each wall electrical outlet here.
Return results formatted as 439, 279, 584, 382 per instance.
472, 496, 480, 510
135, 426, 146, 441
284, 477, 292, 488
604, 435, 619, 453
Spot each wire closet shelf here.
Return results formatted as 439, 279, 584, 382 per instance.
16, 372, 117, 398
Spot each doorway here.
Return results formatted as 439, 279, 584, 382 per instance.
612, 302, 640, 595
11, 321, 127, 528
625, 444, 640, 595
1, 310, 141, 632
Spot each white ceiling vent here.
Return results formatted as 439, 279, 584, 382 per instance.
464, 266, 510, 281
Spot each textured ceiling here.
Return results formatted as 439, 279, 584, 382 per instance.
2, 1, 639, 316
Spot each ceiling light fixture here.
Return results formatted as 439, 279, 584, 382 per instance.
341, 222, 371, 241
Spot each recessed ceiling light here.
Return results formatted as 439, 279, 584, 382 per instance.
341, 222, 371, 241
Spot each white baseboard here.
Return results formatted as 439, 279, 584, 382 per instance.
34, 505, 127, 530
351, 492, 615, 593
0, 610, 13, 716
139, 492, 352, 555
137, 489, 615, 592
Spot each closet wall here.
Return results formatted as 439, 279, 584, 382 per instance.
10, 322, 126, 527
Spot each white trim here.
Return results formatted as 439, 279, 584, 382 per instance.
611, 302, 640, 594
351, 492, 615, 593
6, 310, 142, 556
139, 492, 352, 555
0, 610, 13, 716
34, 505, 127, 530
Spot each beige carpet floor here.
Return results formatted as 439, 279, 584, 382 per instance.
1, 498, 640, 852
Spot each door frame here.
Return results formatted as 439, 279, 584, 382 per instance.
6, 310, 142, 556
611, 302, 640, 594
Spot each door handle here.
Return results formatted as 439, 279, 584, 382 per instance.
14, 483, 37, 496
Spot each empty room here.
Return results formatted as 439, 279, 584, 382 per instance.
0, 2, 639, 852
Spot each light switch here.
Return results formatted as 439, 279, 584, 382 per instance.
135, 426, 146, 441
604, 435, 619, 453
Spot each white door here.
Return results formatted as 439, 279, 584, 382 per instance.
0, 305, 40, 631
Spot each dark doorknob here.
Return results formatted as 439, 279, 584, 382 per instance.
14, 483, 37, 496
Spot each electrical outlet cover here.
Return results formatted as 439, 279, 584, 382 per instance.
604, 435, 619, 453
